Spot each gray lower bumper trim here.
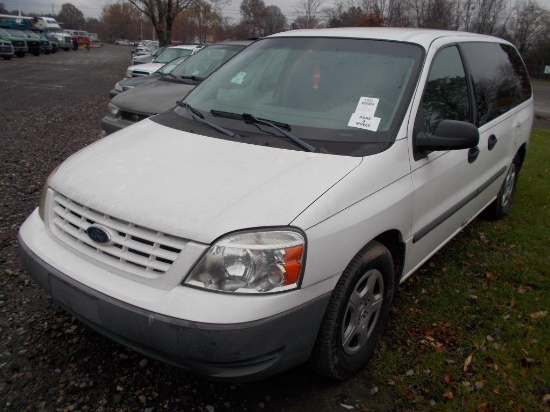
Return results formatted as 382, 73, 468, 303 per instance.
18, 234, 330, 381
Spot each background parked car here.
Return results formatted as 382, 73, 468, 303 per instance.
103, 40, 252, 134
0, 38, 14, 60
124, 44, 201, 77
109, 55, 189, 98
131, 46, 165, 65
115, 39, 134, 46
0, 28, 27, 57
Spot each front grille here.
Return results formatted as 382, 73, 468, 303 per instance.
120, 110, 150, 122
12, 40, 24, 47
0, 45, 11, 52
50, 191, 187, 279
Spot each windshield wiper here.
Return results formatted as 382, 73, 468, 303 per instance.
177, 102, 238, 138
162, 72, 177, 79
180, 75, 205, 81
210, 110, 317, 153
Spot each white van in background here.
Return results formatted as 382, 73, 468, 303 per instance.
19, 28, 533, 382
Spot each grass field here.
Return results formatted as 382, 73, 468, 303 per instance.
369, 129, 550, 411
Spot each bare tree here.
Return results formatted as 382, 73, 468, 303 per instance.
57, 3, 86, 29
512, 0, 550, 52
127, 0, 203, 46
188, 2, 222, 43
263, 5, 287, 35
470, 0, 509, 35
411, 0, 455, 29
240, 0, 266, 36
101, 2, 142, 41
293, 0, 325, 29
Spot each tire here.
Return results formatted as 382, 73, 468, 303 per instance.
15, 52, 25, 58
310, 241, 395, 380
483, 155, 520, 220
3, 56, 12, 60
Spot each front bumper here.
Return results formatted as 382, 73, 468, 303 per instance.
18, 212, 330, 381
109, 89, 121, 99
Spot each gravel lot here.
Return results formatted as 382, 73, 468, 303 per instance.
0, 45, 399, 412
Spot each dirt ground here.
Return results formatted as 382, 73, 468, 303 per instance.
0, 45, 399, 412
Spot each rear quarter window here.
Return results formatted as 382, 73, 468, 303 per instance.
460, 42, 531, 126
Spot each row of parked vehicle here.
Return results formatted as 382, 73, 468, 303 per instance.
101, 40, 251, 134
0, 26, 76, 60
20, 28, 534, 382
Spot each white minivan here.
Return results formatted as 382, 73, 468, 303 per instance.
19, 28, 533, 381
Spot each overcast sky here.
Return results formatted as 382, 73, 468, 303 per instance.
2, 0, 302, 21
3, 0, 550, 23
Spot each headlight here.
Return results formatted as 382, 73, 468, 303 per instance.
38, 165, 60, 221
185, 229, 305, 294
114, 82, 123, 92
125, 69, 132, 78
107, 102, 120, 116
122, 85, 134, 91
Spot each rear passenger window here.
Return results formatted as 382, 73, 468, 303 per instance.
460, 43, 531, 126
418, 46, 470, 134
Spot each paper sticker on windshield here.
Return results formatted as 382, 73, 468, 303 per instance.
231, 72, 247, 84
348, 113, 381, 131
355, 97, 379, 115
192, 70, 200, 76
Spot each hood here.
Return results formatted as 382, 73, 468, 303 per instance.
51, 119, 361, 244
119, 73, 160, 89
111, 79, 196, 115
129, 62, 163, 74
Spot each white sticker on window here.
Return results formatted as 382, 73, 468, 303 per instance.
348, 113, 381, 131
231, 71, 247, 84
192, 70, 200, 75
355, 97, 379, 115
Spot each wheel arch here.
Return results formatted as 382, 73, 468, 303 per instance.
373, 230, 406, 286
516, 142, 527, 172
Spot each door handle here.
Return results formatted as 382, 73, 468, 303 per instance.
488, 134, 497, 150
468, 146, 480, 163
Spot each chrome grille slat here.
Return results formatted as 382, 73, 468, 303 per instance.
49, 192, 186, 278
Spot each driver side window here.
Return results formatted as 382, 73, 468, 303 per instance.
417, 46, 470, 134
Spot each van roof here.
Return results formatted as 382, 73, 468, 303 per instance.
268, 27, 507, 48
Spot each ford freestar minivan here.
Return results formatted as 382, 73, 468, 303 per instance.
19, 28, 533, 381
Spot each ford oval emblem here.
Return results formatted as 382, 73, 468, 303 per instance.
86, 225, 112, 245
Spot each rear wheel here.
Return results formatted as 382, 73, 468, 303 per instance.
483, 155, 520, 220
310, 241, 395, 380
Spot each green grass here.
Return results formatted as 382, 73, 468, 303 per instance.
369, 130, 550, 411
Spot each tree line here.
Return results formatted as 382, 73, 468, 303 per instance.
1, 0, 549, 77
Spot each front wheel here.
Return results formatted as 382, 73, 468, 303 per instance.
483, 155, 520, 220
310, 241, 395, 380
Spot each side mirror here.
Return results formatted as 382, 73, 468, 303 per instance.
416, 120, 479, 153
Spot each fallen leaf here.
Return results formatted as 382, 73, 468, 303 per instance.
464, 354, 474, 373
444, 374, 454, 383
443, 391, 454, 400
530, 311, 547, 320
406, 369, 415, 377
518, 285, 534, 294
340, 403, 354, 410
370, 387, 379, 396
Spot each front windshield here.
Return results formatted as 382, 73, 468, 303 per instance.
158, 56, 188, 74
178, 37, 423, 156
155, 47, 194, 63
170, 44, 245, 80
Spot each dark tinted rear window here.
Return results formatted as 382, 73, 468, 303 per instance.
460, 42, 531, 126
